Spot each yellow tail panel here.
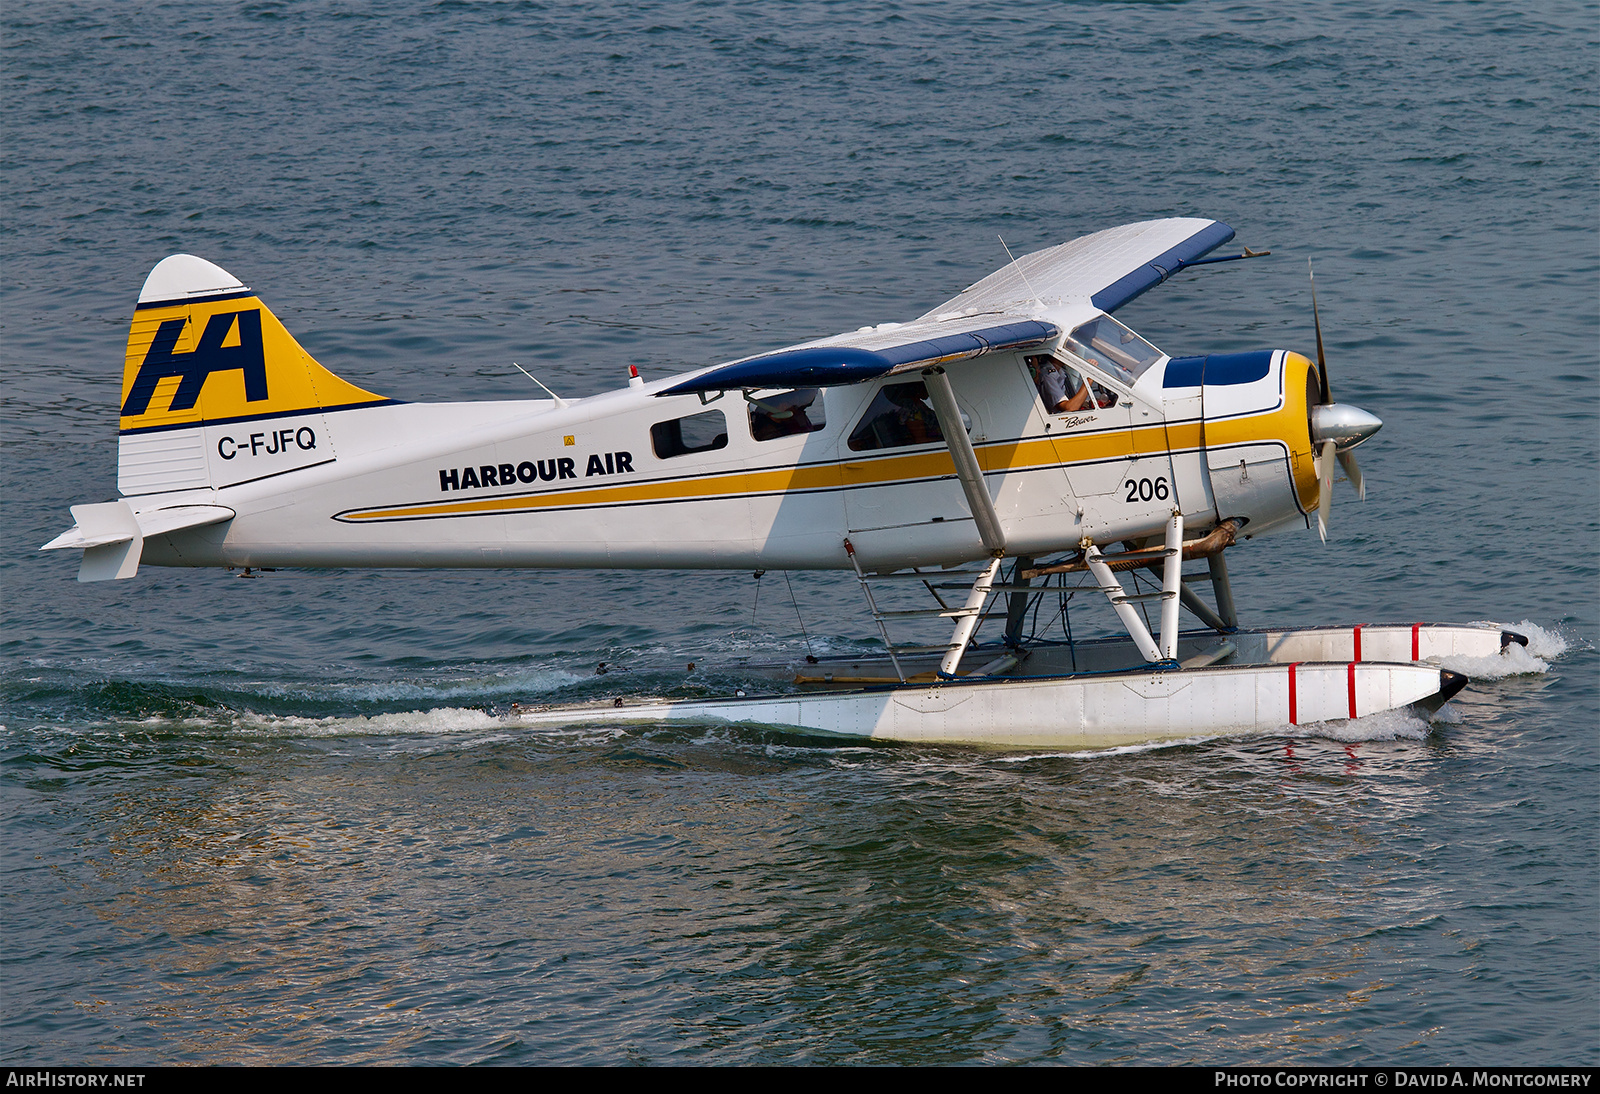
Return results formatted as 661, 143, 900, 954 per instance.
120, 294, 388, 434
115, 255, 396, 496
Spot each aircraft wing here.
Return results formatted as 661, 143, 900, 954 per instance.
658, 317, 1059, 396
918, 217, 1235, 320
658, 218, 1234, 397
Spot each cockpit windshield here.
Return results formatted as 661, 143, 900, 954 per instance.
1063, 316, 1164, 385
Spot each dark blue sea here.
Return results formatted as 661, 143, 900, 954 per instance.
3, 0, 1596, 1066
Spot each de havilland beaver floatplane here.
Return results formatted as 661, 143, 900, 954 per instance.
44, 218, 1525, 748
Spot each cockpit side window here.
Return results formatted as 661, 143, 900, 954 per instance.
847, 381, 945, 452
747, 387, 826, 442
1063, 316, 1164, 384
1026, 354, 1119, 413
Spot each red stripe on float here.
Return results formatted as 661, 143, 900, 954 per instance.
1347, 662, 1358, 719
1288, 662, 1300, 725
1353, 624, 1363, 662
1412, 622, 1422, 661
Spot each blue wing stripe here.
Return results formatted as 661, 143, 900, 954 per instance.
1090, 221, 1237, 313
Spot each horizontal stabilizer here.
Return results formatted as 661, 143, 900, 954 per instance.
133, 504, 236, 538
42, 502, 234, 582
41, 509, 136, 552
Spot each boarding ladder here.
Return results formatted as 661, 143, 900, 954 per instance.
843, 540, 1018, 684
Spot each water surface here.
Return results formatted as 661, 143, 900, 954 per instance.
2, 0, 1596, 1065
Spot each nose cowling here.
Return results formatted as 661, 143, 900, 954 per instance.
1310, 403, 1382, 451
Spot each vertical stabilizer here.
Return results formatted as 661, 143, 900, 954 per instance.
117, 255, 393, 495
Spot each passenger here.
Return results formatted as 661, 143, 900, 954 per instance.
749, 389, 820, 441
884, 384, 940, 445
846, 381, 945, 451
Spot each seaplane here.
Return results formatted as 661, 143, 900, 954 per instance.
42, 217, 1526, 749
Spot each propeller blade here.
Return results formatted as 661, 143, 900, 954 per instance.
1306, 266, 1369, 532
1317, 439, 1336, 542
1337, 447, 1366, 501
1309, 259, 1331, 405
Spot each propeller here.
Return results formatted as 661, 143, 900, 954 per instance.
1306, 260, 1382, 542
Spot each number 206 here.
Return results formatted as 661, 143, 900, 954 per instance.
1125, 476, 1169, 503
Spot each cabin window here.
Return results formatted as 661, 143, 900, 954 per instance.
651, 409, 728, 459
1026, 355, 1119, 413
847, 381, 945, 452
1063, 316, 1163, 384
747, 388, 826, 442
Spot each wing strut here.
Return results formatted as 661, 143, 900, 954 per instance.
921, 366, 1005, 557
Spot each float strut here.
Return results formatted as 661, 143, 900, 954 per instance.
1208, 552, 1238, 630
1159, 509, 1184, 661
1178, 583, 1232, 633
1084, 544, 1163, 664
1003, 556, 1033, 647
939, 557, 1003, 678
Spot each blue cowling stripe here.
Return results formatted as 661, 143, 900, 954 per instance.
1163, 356, 1207, 388
1090, 221, 1237, 313
658, 320, 1058, 396
1162, 350, 1275, 389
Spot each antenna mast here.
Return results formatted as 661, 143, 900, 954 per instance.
998, 236, 1045, 310
512, 362, 569, 408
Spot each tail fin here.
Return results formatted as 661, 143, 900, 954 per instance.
117, 255, 392, 495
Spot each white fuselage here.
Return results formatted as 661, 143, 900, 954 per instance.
136, 337, 1316, 574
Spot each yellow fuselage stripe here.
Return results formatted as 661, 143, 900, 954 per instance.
339, 395, 1311, 523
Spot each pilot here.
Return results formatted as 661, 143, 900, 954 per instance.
1030, 355, 1092, 413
